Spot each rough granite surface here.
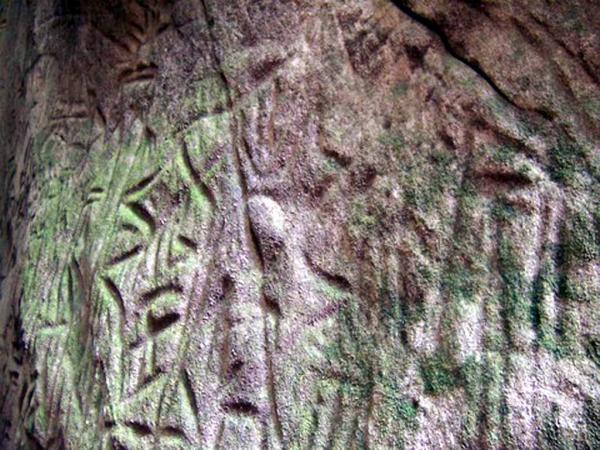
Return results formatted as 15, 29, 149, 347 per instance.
0, 0, 599, 449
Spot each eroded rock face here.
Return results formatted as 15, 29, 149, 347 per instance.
0, 0, 598, 448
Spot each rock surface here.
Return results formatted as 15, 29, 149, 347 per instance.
0, 0, 599, 448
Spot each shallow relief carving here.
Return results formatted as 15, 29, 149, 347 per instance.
1, 0, 599, 449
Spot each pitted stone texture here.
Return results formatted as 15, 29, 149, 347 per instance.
0, 1, 598, 449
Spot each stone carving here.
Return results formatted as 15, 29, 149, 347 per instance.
0, 0, 598, 449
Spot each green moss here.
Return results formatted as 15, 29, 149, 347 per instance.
557, 211, 599, 303
420, 351, 459, 396
540, 405, 569, 450
457, 180, 479, 213
317, 280, 349, 303
66, 325, 86, 367
492, 200, 518, 223
530, 262, 559, 354
118, 204, 152, 237
18, 134, 175, 440
33, 403, 49, 434
583, 98, 600, 118
295, 404, 318, 445
378, 279, 405, 337
443, 262, 476, 304
490, 145, 517, 165
559, 278, 595, 305
349, 198, 379, 234
458, 71, 477, 89
548, 140, 587, 187
485, 96, 509, 119
460, 356, 483, 444
324, 287, 420, 444
498, 237, 531, 349
320, 158, 341, 175
190, 74, 229, 115
326, 294, 374, 394
148, 292, 181, 318
482, 351, 504, 448
378, 133, 406, 152
559, 212, 599, 266
583, 399, 600, 449
110, 425, 152, 450
392, 81, 409, 97
183, 113, 231, 164
394, 398, 419, 426
584, 335, 600, 369
556, 306, 580, 357
379, 128, 460, 221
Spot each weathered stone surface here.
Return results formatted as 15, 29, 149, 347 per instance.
0, 1, 598, 449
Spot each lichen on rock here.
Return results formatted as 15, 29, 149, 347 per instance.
0, 0, 599, 449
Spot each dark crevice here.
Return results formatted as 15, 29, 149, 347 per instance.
462, 0, 483, 8
147, 311, 181, 335
221, 275, 234, 302
227, 359, 244, 379
321, 145, 352, 168
70, 258, 85, 299
528, 14, 599, 85
160, 426, 188, 440
390, 0, 545, 118
17, 382, 28, 409
263, 294, 282, 316
102, 277, 126, 317
181, 140, 216, 210
138, 371, 162, 391
108, 244, 143, 266
110, 436, 128, 450
144, 126, 157, 147
25, 431, 44, 450
129, 337, 145, 350
250, 57, 286, 82
124, 170, 159, 197
303, 251, 352, 292
177, 235, 198, 251
126, 202, 156, 235
222, 399, 260, 416
242, 136, 260, 175
182, 369, 200, 417
530, 268, 544, 348
471, 169, 533, 187
248, 220, 266, 271
405, 44, 427, 70
118, 63, 158, 84
122, 223, 140, 234
125, 421, 153, 436
199, 0, 232, 109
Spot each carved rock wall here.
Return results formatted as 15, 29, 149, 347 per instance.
0, 0, 599, 449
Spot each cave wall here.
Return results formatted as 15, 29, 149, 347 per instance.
0, 1, 599, 449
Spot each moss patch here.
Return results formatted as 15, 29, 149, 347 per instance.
420, 351, 459, 396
